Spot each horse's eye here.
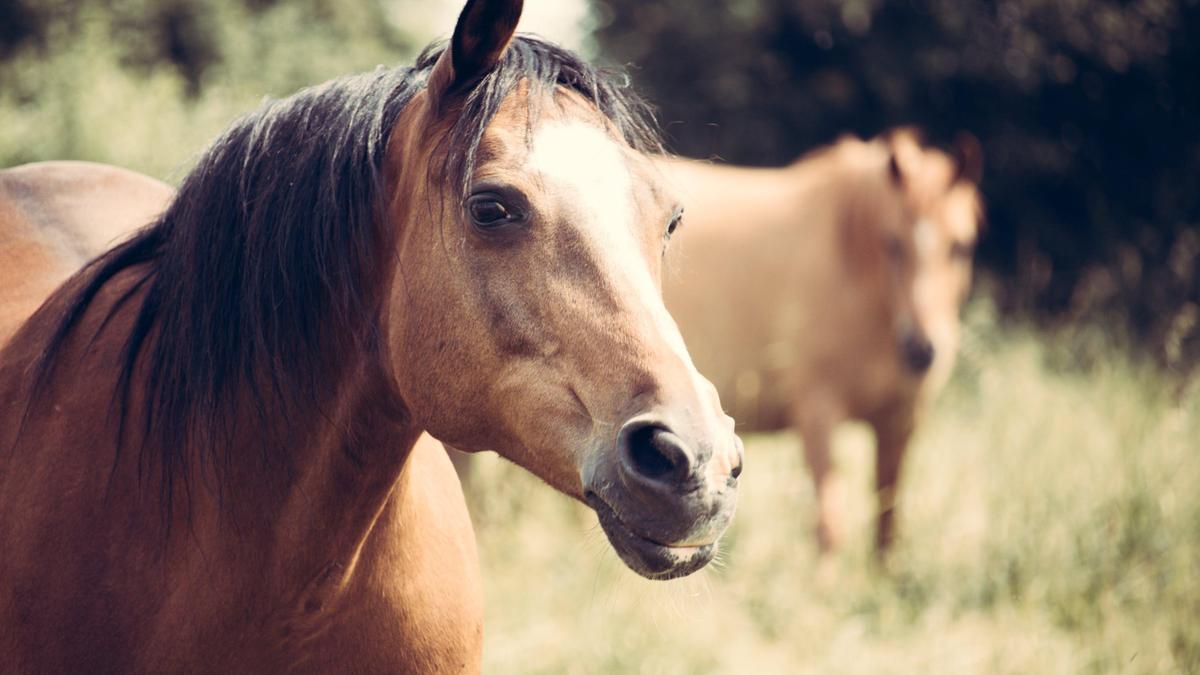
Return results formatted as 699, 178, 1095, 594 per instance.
665, 209, 684, 240
468, 195, 518, 229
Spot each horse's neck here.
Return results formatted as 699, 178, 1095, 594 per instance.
258, 365, 420, 592
667, 156, 856, 280
661, 152, 880, 393
1, 266, 483, 669
6, 264, 420, 589
206, 360, 482, 669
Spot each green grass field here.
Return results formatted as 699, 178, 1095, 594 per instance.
464, 303, 1200, 674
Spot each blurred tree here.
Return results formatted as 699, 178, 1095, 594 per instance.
0, 0, 406, 95
0, 0, 413, 178
114, 0, 222, 96
595, 0, 1200, 368
0, 0, 47, 55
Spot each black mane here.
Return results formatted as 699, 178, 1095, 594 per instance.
27, 35, 662, 500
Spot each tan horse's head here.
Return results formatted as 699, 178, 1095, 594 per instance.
845, 129, 984, 388
382, 0, 741, 579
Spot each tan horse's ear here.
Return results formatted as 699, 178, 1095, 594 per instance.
887, 150, 904, 185
883, 127, 921, 186
428, 0, 523, 108
953, 132, 984, 185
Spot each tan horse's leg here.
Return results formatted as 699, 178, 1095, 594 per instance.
871, 409, 915, 557
796, 394, 845, 554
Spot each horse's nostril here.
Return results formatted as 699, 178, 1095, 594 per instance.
731, 460, 743, 480
622, 424, 691, 484
902, 335, 935, 373
626, 426, 678, 479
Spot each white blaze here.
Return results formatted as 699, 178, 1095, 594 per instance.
527, 121, 695, 367
528, 122, 735, 495
912, 217, 941, 315
914, 218, 940, 258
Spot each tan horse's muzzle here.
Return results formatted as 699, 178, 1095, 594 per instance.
583, 403, 742, 580
899, 328, 936, 374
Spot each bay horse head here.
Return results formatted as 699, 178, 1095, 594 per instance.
0, 3, 745, 669
384, 0, 742, 579
21, 0, 742, 583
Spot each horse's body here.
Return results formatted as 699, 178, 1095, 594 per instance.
0, 161, 171, 343
0, 163, 478, 672
660, 130, 981, 554
0, 2, 742, 671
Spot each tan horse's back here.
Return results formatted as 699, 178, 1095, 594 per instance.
661, 135, 979, 429
0, 161, 172, 343
659, 140, 897, 430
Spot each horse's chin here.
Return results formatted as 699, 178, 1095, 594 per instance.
586, 493, 717, 580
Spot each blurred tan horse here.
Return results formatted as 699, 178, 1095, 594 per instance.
0, 0, 742, 671
660, 129, 982, 555
0, 162, 171, 344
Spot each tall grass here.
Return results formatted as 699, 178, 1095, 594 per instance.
466, 300, 1200, 674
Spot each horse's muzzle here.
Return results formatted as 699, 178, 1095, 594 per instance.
584, 413, 741, 580
900, 331, 936, 374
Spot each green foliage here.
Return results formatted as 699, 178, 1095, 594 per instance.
0, 0, 414, 180
468, 305, 1200, 673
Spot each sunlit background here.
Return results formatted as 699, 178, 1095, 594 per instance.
1, 0, 1196, 672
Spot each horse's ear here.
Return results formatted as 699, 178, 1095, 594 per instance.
884, 127, 919, 186
883, 127, 907, 186
887, 150, 904, 185
428, 0, 523, 108
953, 132, 984, 185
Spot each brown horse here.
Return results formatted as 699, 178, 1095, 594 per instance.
659, 129, 981, 556
0, 161, 171, 344
0, 1, 743, 671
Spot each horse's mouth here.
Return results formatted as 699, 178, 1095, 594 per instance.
585, 492, 716, 580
